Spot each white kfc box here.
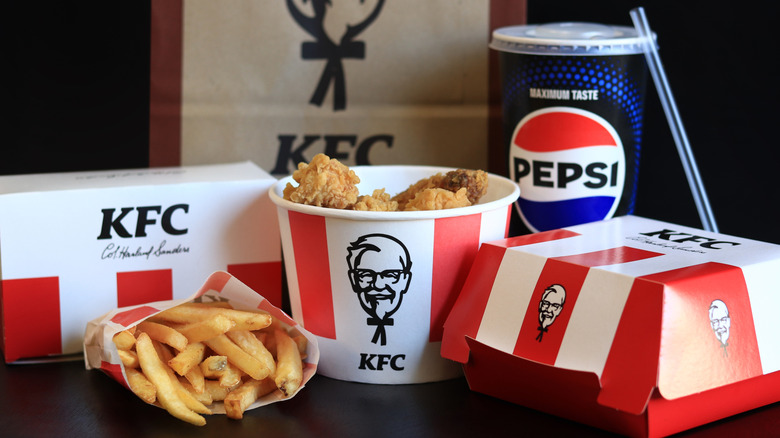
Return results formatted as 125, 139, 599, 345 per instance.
442, 215, 780, 437
0, 162, 281, 363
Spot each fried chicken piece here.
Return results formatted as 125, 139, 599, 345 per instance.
403, 187, 471, 211
353, 189, 399, 212
283, 153, 360, 209
392, 169, 488, 210
440, 169, 488, 205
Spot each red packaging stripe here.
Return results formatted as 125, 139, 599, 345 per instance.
288, 211, 336, 339
495, 228, 580, 248
513, 259, 589, 364
597, 277, 664, 414
643, 262, 762, 398
228, 261, 283, 308
430, 213, 482, 342
116, 269, 173, 308
440, 243, 507, 363
552, 246, 664, 267
110, 306, 162, 327
1, 277, 61, 362
101, 361, 128, 389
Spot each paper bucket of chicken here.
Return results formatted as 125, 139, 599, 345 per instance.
269, 154, 520, 384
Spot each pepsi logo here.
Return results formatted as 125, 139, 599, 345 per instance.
509, 107, 625, 232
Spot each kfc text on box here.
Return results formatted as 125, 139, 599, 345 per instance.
441, 215, 780, 438
0, 162, 281, 363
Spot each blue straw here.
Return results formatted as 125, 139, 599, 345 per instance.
630, 7, 718, 232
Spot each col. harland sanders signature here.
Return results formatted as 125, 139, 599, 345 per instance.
102, 240, 190, 260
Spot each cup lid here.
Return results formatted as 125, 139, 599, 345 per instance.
491, 22, 651, 56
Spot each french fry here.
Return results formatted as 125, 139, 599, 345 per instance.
273, 329, 303, 397
118, 349, 140, 368
226, 330, 276, 377
204, 334, 271, 381
137, 321, 189, 351
115, 300, 309, 425
199, 355, 229, 379
204, 379, 240, 402
153, 339, 213, 416
153, 304, 272, 331
224, 378, 278, 420
218, 362, 244, 388
292, 333, 309, 359
183, 365, 206, 394
168, 342, 206, 376
135, 333, 206, 426
180, 379, 213, 406
256, 331, 276, 358
125, 367, 156, 404
175, 314, 235, 343
113, 330, 137, 351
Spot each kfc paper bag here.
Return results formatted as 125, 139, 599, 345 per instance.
149, 0, 497, 174
84, 271, 318, 417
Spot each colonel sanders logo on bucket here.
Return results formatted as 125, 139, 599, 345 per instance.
347, 234, 412, 346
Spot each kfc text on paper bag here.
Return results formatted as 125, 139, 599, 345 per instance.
441, 215, 780, 437
0, 162, 281, 363
84, 271, 318, 415
270, 165, 519, 384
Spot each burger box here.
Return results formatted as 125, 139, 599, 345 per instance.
0, 161, 281, 363
441, 215, 780, 437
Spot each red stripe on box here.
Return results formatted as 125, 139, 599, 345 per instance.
643, 262, 761, 398
552, 246, 664, 267
289, 211, 336, 339
110, 306, 162, 327
116, 269, 172, 308
101, 361, 128, 389
1, 277, 61, 362
597, 277, 664, 414
440, 243, 507, 363
196, 271, 233, 297
430, 213, 483, 342
228, 261, 283, 308
492, 228, 580, 248
513, 259, 589, 364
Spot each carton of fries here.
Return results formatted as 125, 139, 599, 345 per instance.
441, 215, 780, 437
270, 165, 520, 384
0, 162, 281, 363
84, 271, 318, 425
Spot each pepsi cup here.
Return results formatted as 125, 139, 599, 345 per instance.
491, 22, 649, 234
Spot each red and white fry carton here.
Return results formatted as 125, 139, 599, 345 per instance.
84, 271, 318, 415
441, 215, 780, 437
0, 162, 281, 363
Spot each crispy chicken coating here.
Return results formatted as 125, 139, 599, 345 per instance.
353, 189, 399, 212
282, 155, 488, 212
403, 187, 471, 211
392, 169, 488, 210
283, 153, 360, 209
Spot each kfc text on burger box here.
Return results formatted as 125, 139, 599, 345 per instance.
0, 162, 281, 363
441, 215, 780, 438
